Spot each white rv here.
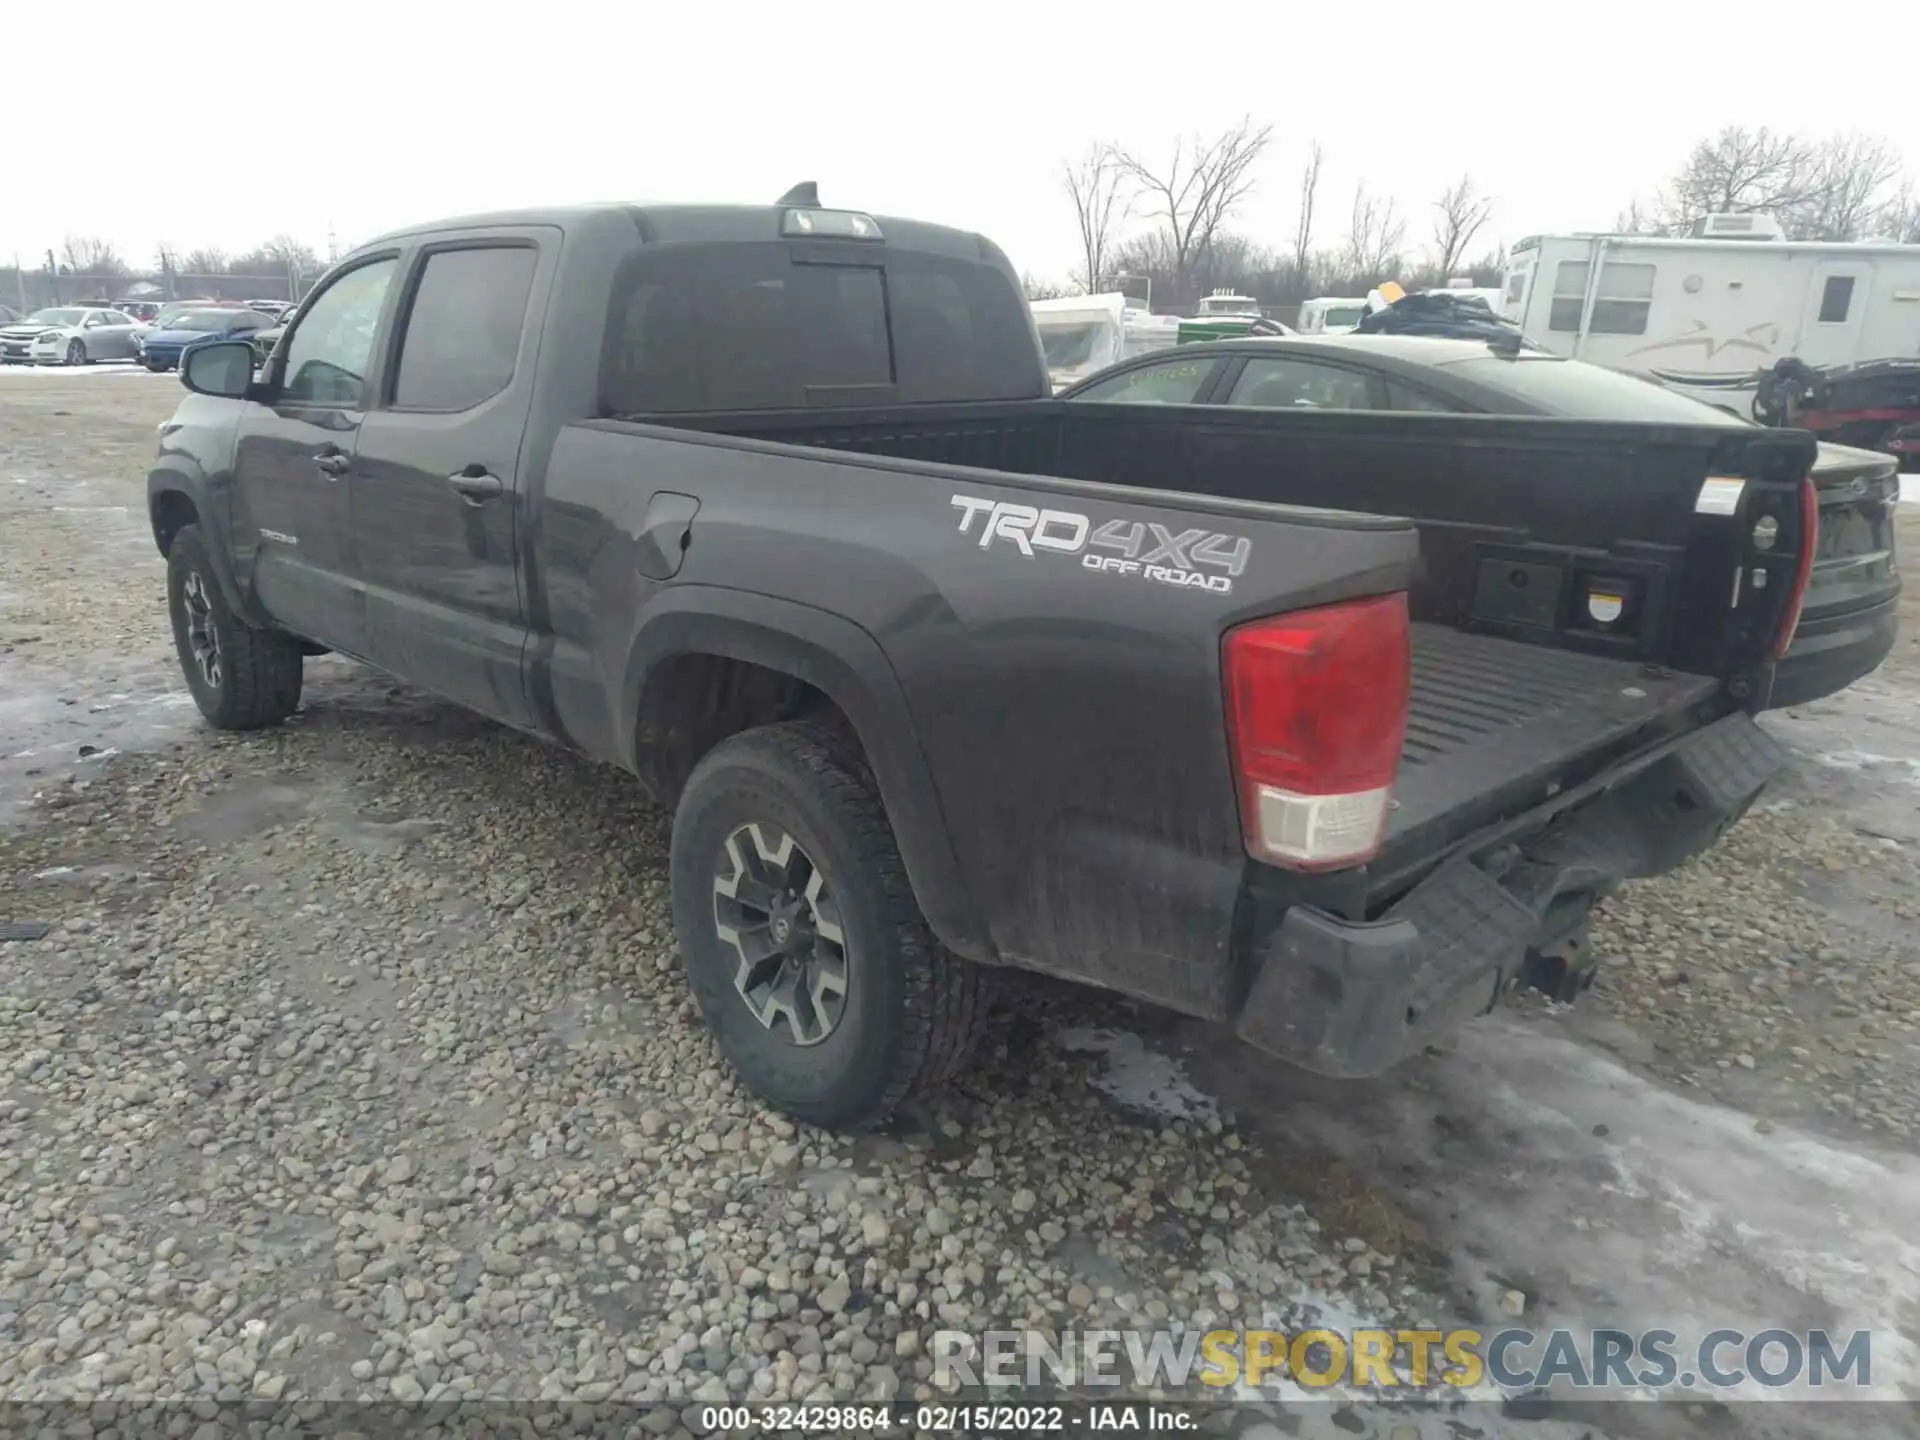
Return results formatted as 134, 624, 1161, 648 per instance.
1029, 293, 1180, 392
1502, 214, 1920, 413
1297, 297, 1369, 334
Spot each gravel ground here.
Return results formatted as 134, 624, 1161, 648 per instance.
3, 370, 1918, 1438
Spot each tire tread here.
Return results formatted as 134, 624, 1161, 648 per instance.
679, 720, 987, 1127
167, 524, 303, 730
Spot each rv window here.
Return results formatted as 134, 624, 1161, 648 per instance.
1504, 270, 1526, 304
1549, 261, 1589, 331
1548, 259, 1654, 334
1039, 321, 1105, 369
1817, 276, 1855, 324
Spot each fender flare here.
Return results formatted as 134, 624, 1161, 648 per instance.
620, 586, 994, 965
146, 461, 271, 628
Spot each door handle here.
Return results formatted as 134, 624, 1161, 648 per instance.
448, 470, 505, 504
312, 450, 350, 477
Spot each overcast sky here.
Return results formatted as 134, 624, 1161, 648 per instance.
8, 1, 1914, 280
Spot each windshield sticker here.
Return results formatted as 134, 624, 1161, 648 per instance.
950, 494, 1249, 596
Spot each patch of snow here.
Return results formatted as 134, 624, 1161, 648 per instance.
0, 364, 168, 379
1808, 749, 1920, 785
1058, 1027, 1216, 1121
33, 866, 76, 879
1901, 473, 1918, 506
1417, 1018, 1920, 1401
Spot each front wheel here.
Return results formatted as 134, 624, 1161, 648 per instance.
166, 523, 304, 729
670, 721, 987, 1129
65, 338, 86, 366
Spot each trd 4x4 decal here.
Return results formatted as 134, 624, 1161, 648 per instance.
949, 494, 1250, 596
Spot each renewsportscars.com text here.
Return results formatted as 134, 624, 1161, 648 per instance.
932, 1326, 1873, 1393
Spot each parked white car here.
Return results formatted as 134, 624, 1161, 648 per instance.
0, 307, 143, 366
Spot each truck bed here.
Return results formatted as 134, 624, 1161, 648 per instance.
1386, 625, 1720, 867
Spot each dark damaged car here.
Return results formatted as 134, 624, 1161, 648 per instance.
1062, 335, 1900, 709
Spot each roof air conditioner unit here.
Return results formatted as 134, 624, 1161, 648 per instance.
1691, 212, 1785, 241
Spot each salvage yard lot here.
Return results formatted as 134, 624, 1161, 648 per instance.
3, 370, 1919, 1434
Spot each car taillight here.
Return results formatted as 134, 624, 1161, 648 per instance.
1769, 476, 1820, 661
1221, 592, 1411, 872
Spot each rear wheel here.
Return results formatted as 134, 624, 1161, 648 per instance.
166, 523, 304, 729
670, 721, 988, 1129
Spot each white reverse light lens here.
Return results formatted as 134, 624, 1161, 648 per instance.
1251, 785, 1391, 868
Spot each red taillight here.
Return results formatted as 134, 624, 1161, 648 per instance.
1222, 592, 1411, 872
1769, 476, 1819, 661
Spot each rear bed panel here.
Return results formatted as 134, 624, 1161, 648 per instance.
1384, 626, 1723, 880
679, 401, 1818, 693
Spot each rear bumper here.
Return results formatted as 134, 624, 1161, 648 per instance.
1766, 589, 1900, 709
1231, 711, 1785, 1077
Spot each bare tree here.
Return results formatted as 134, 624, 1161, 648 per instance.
183, 247, 230, 276
1797, 134, 1905, 241
1111, 117, 1274, 307
1062, 145, 1130, 295
1431, 174, 1494, 277
1613, 198, 1660, 234
1291, 142, 1323, 288
1877, 183, 1920, 243
1343, 185, 1405, 280
1022, 272, 1070, 302
1657, 126, 1822, 226
262, 234, 318, 270
1651, 126, 1911, 240
231, 236, 319, 279
61, 235, 129, 277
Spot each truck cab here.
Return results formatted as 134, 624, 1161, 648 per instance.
1298, 296, 1369, 334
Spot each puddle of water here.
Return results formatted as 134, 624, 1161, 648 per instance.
1058, 1026, 1216, 1121
0, 652, 202, 825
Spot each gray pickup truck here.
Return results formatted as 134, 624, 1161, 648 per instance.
148, 190, 1812, 1128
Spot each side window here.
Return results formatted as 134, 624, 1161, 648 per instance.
84, 311, 110, 328
1817, 276, 1855, 324
1225, 357, 1377, 410
1549, 262, 1588, 331
279, 258, 398, 407
1071, 356, 1217, 405
1384, 381, 1469, 413
392, 246, 539, 410
1549, 260, 1654, 334
1504, 270, 1527, 304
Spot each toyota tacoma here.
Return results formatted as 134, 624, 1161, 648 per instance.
147, 188, 1813, 1128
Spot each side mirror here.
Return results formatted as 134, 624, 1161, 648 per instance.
180, 340, 257, 399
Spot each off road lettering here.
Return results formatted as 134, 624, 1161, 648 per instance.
952, 494, 1250, 596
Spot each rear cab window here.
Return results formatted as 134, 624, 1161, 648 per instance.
599, 240, 1041, 414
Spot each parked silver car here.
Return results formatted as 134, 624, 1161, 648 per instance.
0, 307, 143, 365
